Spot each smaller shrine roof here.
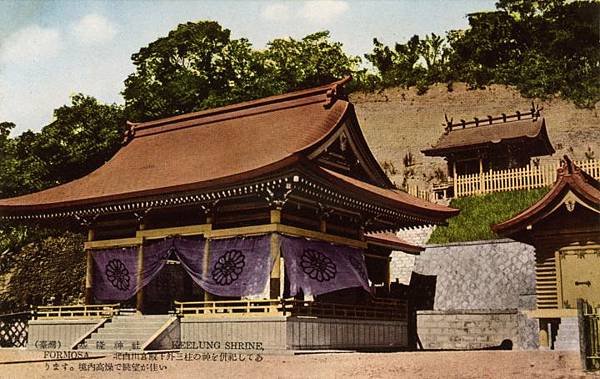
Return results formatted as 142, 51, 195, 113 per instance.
422, 110, 554, 157
492, 156, 600, 244
365, 232, 424, 254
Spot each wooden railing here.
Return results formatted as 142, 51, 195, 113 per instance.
174, 299, 284, 317
455, 159, 600, 197
34, 304, 120, 319
407, 184, 433, 202
175, 298, 407, 321
409, 159, 600, 201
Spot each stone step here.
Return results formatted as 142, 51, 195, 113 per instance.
93, 332, 157, 339
79, 314, 172, 351
106, 322, 167, 328
110, 318, 169, 325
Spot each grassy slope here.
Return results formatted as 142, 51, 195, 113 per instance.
428, 188, 549, 244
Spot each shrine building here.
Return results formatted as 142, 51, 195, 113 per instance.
422, 107, 555, 198
0, 78, 458, 352
493, 157, 600, 350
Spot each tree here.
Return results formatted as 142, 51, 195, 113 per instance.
123, 22, 363, 122
24, 94, 125, 188
123, 21, 264, 121
417, 33, 451, 83
264, 31, 361, 92
364, 35, 425, 88
447, 0, 599, 106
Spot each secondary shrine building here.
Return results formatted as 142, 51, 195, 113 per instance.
0, 78, 457, 351
493, 157, 600, 349
422, 108, 555, 198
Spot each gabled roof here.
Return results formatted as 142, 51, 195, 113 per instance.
0, 78, 457, 228
422, 111, 555, 157
492, 156, 600, 243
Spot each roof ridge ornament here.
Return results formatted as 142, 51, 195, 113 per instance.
122, 121, 138, 144
323, 76, 351, 109
443, 105, 544, 132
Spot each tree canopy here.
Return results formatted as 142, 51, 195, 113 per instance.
123, 22, 361, 121
367, 0, 599, 106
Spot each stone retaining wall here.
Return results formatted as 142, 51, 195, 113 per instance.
417, 309, 538, 350
390, 239, 539, 350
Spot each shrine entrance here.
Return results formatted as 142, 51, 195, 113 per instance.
559, 248, 600, 309
143, 261, 203, 314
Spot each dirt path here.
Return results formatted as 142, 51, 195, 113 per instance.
0, 349, 598, 379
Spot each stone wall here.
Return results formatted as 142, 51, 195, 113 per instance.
396, 226, 436, 246
415, 239, 536, 310
389, 239, 540, 350
417, 309, 538, 350
389, 253, 416, 285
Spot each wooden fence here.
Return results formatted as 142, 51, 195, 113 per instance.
407, 184, 433, 202
0, 311, 31, 348
579, 299, 600, 371
455, 159, 600, 197
406, 159, 600, 201
454, 160, 600, 197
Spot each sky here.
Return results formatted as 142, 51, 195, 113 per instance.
0, 0, 497, 135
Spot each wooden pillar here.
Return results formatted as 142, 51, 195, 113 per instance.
452, 160, 457, 196
386, 256, 392, 292
84, 228, 95, 304
203, 238, 213, 301
270, 209, 281, 224
136, 243, 144, 314
269, 233, 281, 299
136, 222, 145, 314
319, 218, 327, 233
479, 157, 484, 194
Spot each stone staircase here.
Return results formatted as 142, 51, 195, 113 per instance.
554, 317, 580, 351
79, 313, 172, 351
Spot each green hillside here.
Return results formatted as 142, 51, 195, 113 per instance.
428, 188, 550, 244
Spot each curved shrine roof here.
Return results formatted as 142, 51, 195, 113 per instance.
0, 80, 350, 210
0, 78, 458, 227
492, 156, 600, 242
422, 114, 554, 157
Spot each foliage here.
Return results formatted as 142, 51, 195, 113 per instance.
380, 160, 398, 176
123, 22, 361, 121
0, 233, 86, 309
0, 95, 124, 198
428, 188, 549, 244
366, 0, 599, 106
450, 0, 599, 106
0, 95, 121, 308
265, 31, 361, 92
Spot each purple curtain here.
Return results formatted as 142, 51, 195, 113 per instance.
92, 247, 139, 301
204, 235, 272, 297
280, 236, 369, 297
144, 235, 272, 298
